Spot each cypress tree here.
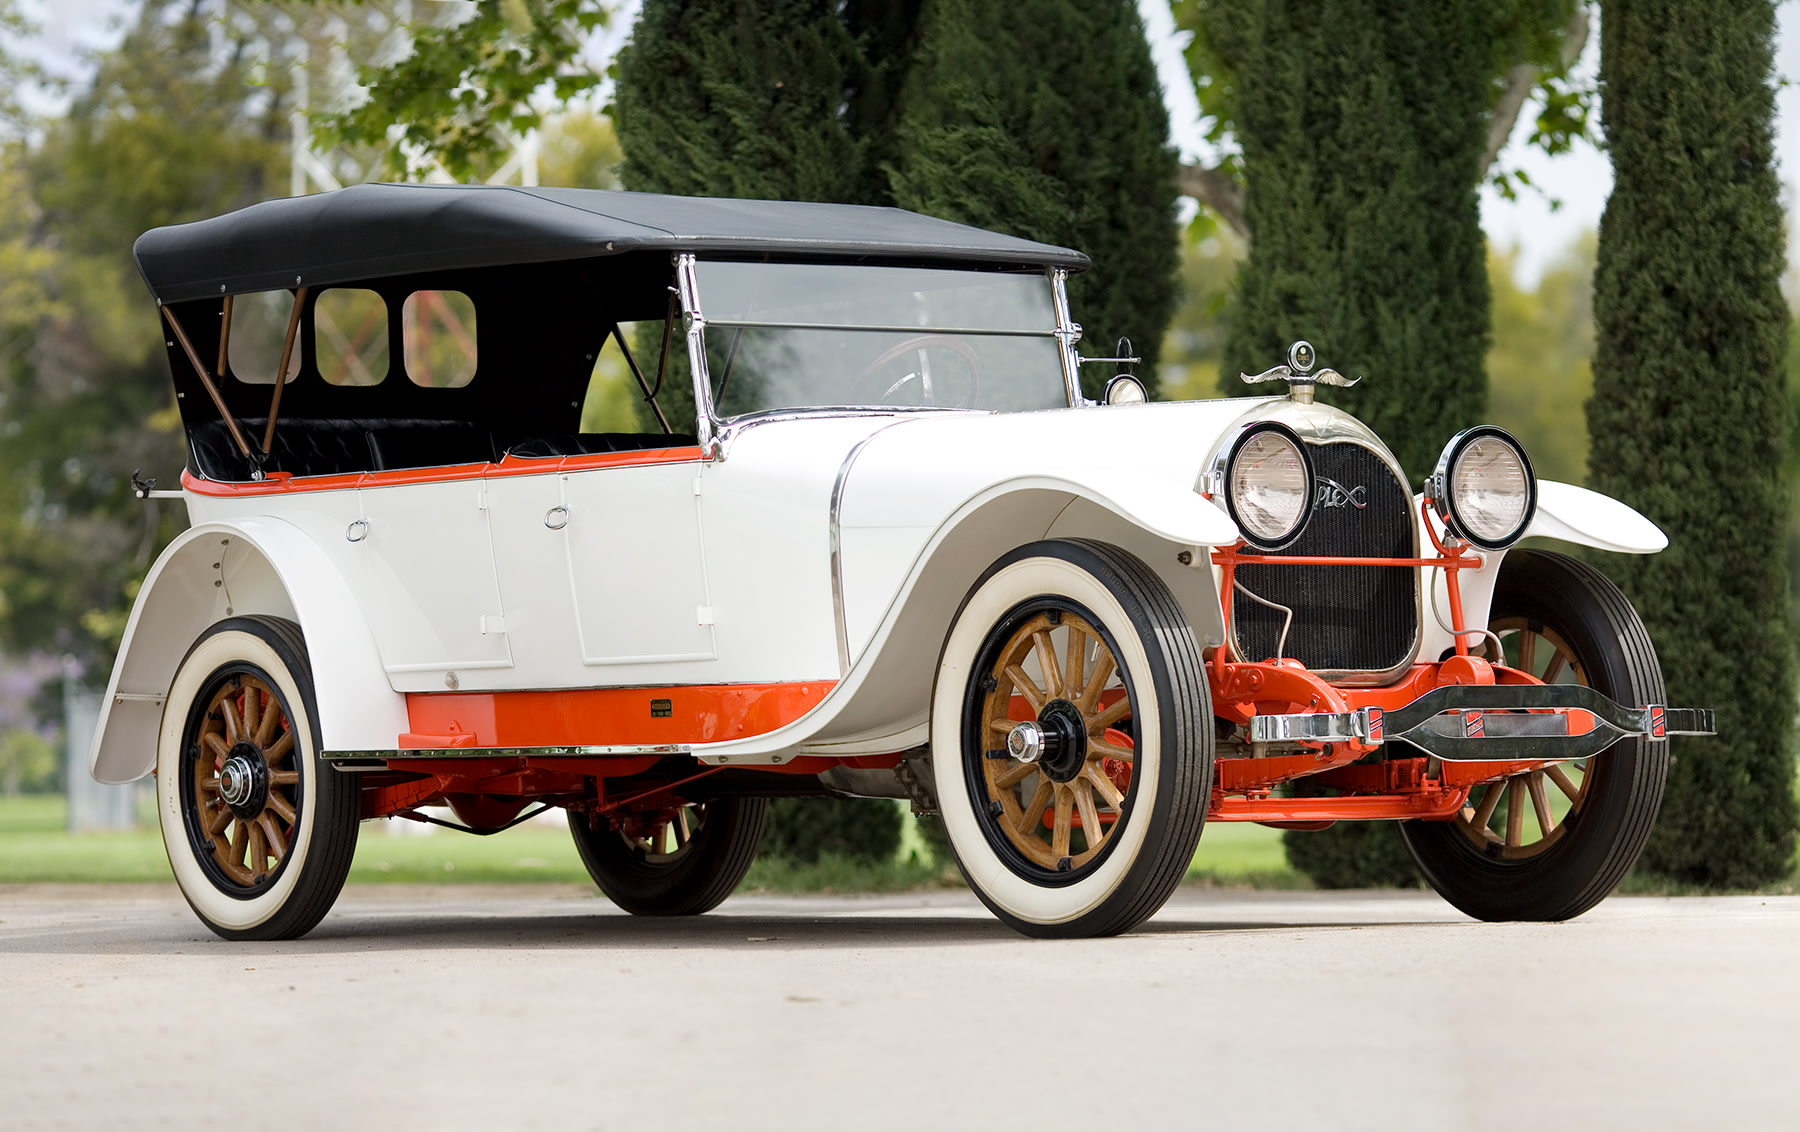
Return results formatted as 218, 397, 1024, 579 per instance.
886, 0, 1180, 396
612, 2, 922, 864
1211, 0, 1493, 481
1588, 0, 1796, 885
1209, 1, 1498, 886
611, 0, 867, 202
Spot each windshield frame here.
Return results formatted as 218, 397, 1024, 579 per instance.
675, 254, 1086, 457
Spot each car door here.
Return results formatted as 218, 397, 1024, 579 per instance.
348, 477, 512, 685
556, 458, 717, 667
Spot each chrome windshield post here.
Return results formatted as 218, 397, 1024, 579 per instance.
1049, 267, 1089, 407
675, 253, 724, 461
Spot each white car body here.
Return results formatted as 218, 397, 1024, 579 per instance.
92, 394, 1659, 783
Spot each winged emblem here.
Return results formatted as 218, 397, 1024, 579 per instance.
1241, 341, 1361, 403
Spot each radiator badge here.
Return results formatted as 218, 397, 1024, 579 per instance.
1315, 476, 1368, 510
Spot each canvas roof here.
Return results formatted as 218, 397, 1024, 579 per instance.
133, 182, 1092, 304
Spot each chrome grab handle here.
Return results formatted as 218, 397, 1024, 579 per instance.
346, 519, 369, 543
544, 506, 568, 530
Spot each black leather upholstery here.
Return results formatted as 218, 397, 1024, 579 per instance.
368, 421, 495, 470
188, 417, 497, 481
505, 432, 699, 459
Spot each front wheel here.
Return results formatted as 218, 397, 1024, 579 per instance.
158, 616, 359, 941
930, 540, 1213, 938
568, 797, 767, 916
1401, 550, 1669, 921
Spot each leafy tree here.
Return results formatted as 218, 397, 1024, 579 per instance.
0, 0, 46, 134
1206, 0, 1499, 482
1486, 236, 1597, 485
0, 727, 57, 796
887, 0, 1179, 392
612, 0, 867, 202
315, 0, 610, 182
1587, 0, 1796, 886
1156, 228, 1244, 402
1172, 0, 1595, 240
1203, 0, 1513, 886
0, 1, 298, 674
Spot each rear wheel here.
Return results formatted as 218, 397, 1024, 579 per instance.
1402, 550, 1669, 921
568, 797, 767, 916
158, 616, 359, 941
930, 539, 1212, 938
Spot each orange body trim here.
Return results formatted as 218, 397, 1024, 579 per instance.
1209, 791, 1468, 823
180, 445, 704, 498
402, 681, 835, 749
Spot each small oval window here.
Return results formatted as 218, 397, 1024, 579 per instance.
314, 289, 389, 386
402, 290, 477, 388
227, 290, 302, 384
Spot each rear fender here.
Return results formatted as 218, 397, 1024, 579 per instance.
90, 518, 405, 783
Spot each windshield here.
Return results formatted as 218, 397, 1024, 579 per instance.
693, 261, 1069, 417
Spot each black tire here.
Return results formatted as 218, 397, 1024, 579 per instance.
929, 539, 1213, 938
568, 797, 767, 916
157, 616, 359, 941
1401, 550, 1669, 921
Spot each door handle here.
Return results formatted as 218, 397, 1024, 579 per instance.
544, 506, 568, 530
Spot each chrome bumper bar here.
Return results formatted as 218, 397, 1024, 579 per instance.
1247, 684, 1715, 762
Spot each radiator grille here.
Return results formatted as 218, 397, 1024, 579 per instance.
1231, 441, 1418, 675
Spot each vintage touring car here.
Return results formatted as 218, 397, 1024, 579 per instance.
94, 183, 1711, 940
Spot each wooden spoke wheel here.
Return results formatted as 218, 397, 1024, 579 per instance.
976, 608, 1138, 874
1402, 551, 1669, 922
1453, 619, 1592, 860
187, 673, 302, 889
568, 796, 767, 916
931, 539, 1212, 939
159, 617, 358, 941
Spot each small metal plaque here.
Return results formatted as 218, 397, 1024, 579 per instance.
650, 698, 673, 719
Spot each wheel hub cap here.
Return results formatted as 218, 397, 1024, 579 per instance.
219, 745, 269, 819
1034, 699, 1089, 783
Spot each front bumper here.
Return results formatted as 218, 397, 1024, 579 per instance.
1248, 684, 1715, 762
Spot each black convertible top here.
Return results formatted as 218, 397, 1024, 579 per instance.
134, 182, 1091, 303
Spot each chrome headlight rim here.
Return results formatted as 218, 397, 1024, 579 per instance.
1429, 425, 1537, 552
1221, 421, 1315, 552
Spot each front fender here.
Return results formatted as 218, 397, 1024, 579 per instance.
90, 518, 406, 783
1525, 480, 1667, 554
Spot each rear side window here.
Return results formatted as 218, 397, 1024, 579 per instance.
227, 290, 302, 384
402, 290, 477, 388
314, 289, 389, 386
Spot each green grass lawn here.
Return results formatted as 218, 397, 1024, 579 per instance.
0, 794, 1298, 888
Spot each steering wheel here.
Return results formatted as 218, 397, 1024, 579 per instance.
848, 334, 983, 408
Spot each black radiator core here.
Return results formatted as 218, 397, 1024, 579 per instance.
1231, 441, 1417, 674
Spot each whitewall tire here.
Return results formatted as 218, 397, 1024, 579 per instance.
157, 616, 358, 940
930, 540, 1212, 938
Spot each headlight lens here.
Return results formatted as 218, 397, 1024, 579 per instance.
1432, 426, 1536, 550
1228, 427, 1312, 549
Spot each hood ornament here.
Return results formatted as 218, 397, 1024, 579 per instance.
1241, 341, 1361, 405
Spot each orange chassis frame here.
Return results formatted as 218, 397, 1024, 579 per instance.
353, 503, 1572, 833
1204, 500, 1562, 828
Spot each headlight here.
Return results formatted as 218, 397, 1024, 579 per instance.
1226, 424, 1313, 550
1429, 426, 1536, 551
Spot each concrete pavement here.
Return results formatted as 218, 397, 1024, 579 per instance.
1, 883, 1794, 1129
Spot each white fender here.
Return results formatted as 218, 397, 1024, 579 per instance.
1526, 480, 1668, 554
89, 517, 406, 783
